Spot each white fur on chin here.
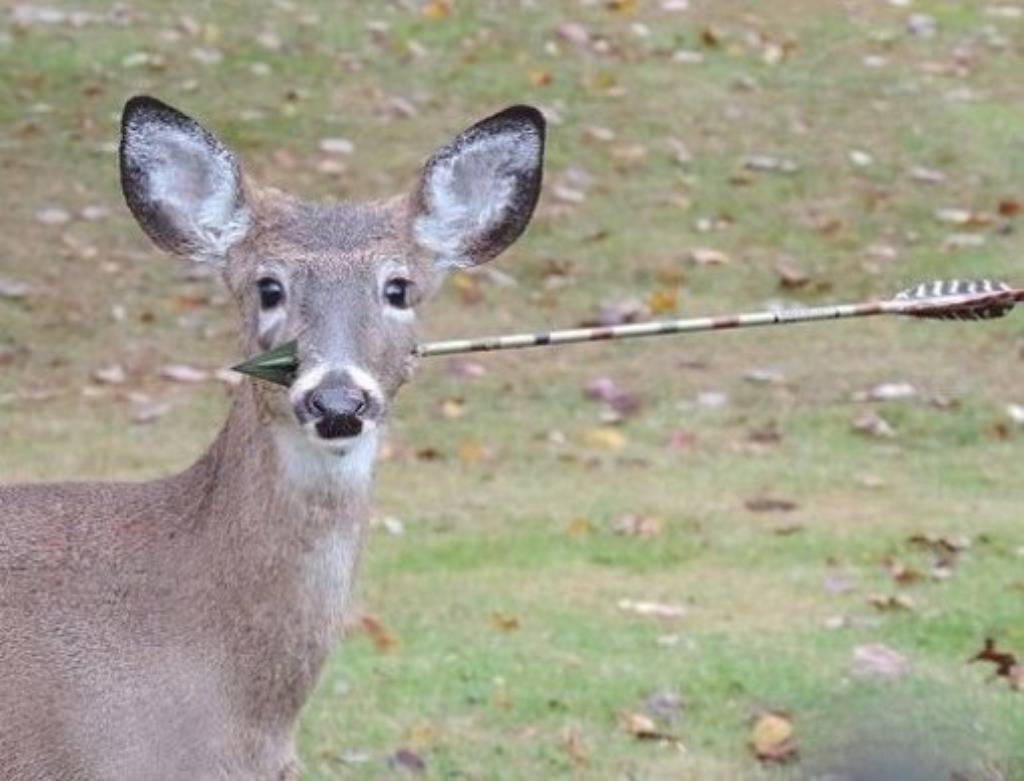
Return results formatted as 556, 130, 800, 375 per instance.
273, 422, 379, 492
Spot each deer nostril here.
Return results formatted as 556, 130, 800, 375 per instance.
305, 386, 369, 422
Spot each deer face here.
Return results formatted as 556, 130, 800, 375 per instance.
119, 97, 544, 456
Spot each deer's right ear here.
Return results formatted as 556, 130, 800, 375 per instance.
120, 96, 251, 264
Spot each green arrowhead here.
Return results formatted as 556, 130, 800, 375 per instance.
232, 340, 299, 387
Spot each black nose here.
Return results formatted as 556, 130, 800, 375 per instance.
306, 385, 368, 439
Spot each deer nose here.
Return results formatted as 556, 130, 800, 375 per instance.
305, 385, 368, 439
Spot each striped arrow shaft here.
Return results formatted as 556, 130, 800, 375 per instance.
415, 280, 1020, 358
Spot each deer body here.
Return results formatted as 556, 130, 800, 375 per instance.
0, 97, 544, 779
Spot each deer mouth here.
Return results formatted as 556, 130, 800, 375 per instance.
315, 413, 364, 440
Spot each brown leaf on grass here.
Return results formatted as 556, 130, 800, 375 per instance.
606, 0, 637, 14
969, 638, 1023, 690
690, 247, 731, 266
583, 377, 643, 419
743, 155, 799, 175
528, 69, 553, 88
130, 395, 171, 425
999, 198, 1022, 217
421, 1, 450, 20
851, 643, 909, 680
907, 533, 971, 554
359, 615, 397, 653
883, 558, 925, 585
490, 612, 521, 632
750, 711, 797, 763
612, 514, 664, 538
584, 427, 627, 451
853, 410, 896, 439
561, 726, 589, 767
745, 497, 798, 513
563, 517, 593, 538
775, 260, 810, 289
0, 277, 32, 300
389, 748, 426, 774
867, 593, 915, 612
648, 287, 678, 314
934, 207, 994, 227
92, 364, 127, 385
456, 441, 490, 464
665, 429, 698, 451
555, 21, 590, 47
617, 599, 687, 620
620, 711, 677, 741
580, 298, 649, 327
440, 397, 464, 419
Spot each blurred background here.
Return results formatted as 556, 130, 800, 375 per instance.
2, 1, 1024, 778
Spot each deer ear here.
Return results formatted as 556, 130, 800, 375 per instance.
119, 96, 251, 263
413, 105, 545, 269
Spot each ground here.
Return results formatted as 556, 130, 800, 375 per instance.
2, 1, 1023, 778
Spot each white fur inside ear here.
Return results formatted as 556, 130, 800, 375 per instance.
129, 122, 250, 262
415, 129, 540, 267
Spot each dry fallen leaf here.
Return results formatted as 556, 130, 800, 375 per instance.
0, 277, 32, 300
853, 411, 896, 439
389, 748, 426, 774
566, 517, 594, 537
851, 643, 909, 680
490, 612, 521, 632
456, 441, 490, 464
617, 599, 687, 620
745, 497, 798, 513
612, 514, 664, 538
867, 592, 915, 612
969, 638, 1023, 690
440, 397, 464, 419
580, 298, 648, 327
647, 287, 678, 314
690, 247, 731, 266
584, 427, 627, 451
359, 615, 397, 653
421, 1, 451, 20
750, 711, 797, 763
92, 365, 127, 385
620, 711, 676, 741
775, 260, 809, 289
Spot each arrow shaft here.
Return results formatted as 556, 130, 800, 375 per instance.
415, 289, 1019, 358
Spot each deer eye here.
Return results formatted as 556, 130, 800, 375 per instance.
257, 277, 285, 310
383, 278, 412, 309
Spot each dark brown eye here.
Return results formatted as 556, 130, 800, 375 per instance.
257, 277, 284, 310
383, 278, 412, 309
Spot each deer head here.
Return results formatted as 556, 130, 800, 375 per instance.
119, 96, 544, 460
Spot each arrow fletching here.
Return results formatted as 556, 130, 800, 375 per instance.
232, 340, 299, 387
893, 278, 1017, 320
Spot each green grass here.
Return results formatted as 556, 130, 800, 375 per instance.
2, 0, 1024, 777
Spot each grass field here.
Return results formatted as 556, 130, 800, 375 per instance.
2, 1, 1024, 778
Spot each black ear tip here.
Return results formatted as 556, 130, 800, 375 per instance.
121, 95, 192, 132
498, 104, 546, 136
474, 104, 546, 144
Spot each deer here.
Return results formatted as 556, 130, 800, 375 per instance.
0, 95, 545, 780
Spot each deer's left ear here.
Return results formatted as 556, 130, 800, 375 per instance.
413, 105, 545, 269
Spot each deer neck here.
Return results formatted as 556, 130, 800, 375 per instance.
171, 383, 378, 725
